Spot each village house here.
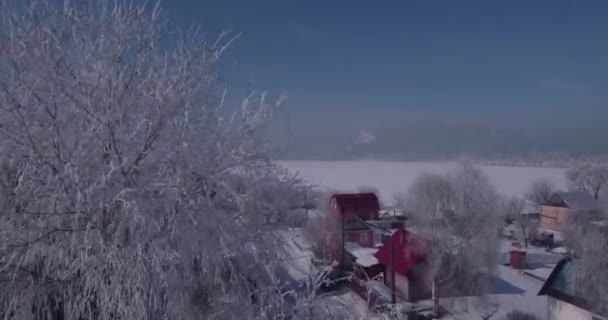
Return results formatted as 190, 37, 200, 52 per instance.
541, 191, 601, 230
324, 192, 381, 269
539, 191, 601, 242
539, 258, 606, 320
373, 228, 427, 302
327, 192, 380, 249
372, 224, 495, 305
323, 192, 484, 305
325, 193, 409, 280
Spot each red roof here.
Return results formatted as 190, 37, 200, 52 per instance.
374, 229, 424, 276
331, 193, 380, 220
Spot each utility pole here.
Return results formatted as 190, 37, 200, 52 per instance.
363, 220, 398, 305
340, 212, 345, 270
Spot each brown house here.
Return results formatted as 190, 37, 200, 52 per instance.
540, 192, 601, 231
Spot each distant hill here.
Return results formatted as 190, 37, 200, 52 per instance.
263, 119, 608, 166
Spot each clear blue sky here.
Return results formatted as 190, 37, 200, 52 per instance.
163, 1, 608, 128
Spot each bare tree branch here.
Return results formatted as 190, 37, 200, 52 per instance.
0, 1, 304, 319
402, 165, 501, 318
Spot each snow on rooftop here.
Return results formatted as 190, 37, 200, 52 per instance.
537, 227, 566, 242
378, 209, 405, 217
591, 220, 608, 227
521, 200, 540, 214
345, 242, 379, 267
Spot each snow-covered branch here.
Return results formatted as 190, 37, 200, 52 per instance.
0, 1, 303, 319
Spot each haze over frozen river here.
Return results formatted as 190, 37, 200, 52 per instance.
278, 160, 568, 204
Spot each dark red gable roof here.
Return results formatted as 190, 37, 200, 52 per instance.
374, 229, 424, 276
331, 192, 380, 220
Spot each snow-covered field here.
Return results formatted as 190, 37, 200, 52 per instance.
279, 160, 567, 204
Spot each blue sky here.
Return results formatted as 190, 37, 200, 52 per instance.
164, 1, 608, 129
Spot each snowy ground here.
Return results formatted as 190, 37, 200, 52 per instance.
413, 241, 563, 319
415, 264, 550, 319
499, 241, 563, 265
278, 160, 567, 204
279, 228, 563, 319
315, 289, 378, 320
280, 228, 387, 319
279, 228, 316, 281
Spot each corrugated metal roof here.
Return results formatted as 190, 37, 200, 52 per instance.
556, 191, 600, 211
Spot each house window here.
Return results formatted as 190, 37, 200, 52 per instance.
373, 232, 381, 245
360, 232, 368, 243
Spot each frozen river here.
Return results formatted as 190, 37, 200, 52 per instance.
278, 160, 567, 204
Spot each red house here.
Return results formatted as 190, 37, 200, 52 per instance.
325, 193, 380, 261
374, 228, 427, 302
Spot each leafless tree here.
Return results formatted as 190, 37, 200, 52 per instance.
525, 179, 555, 206
501, 196, 538, 248
566, 226, 608, 317
566, 164, 608, 199
560, 182, 608, 317
0, 1, 306, 319
402, 165, 501, 318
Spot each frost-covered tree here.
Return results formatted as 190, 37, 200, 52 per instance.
302, 191, 342, 262
559, 188, 608, 317
525, 179, 555, 206
501, 196, 538, 248
576, 229, 608, 316
403, 165, 501, 318
566, 164, 608, 200
0, 1, 305, 319
566, 227, 608, 317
